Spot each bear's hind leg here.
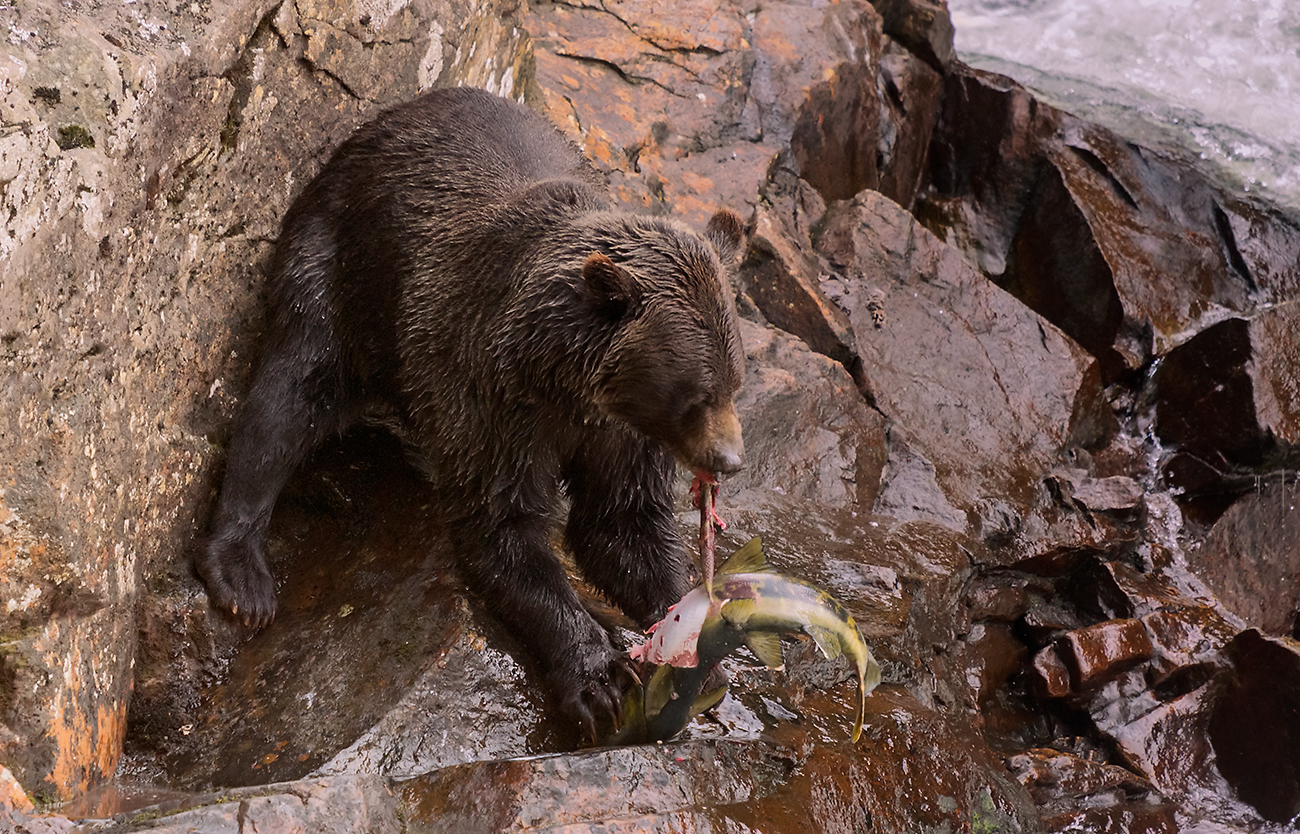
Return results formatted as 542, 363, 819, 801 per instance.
563, 432, 691, 628
199, 224, 348, 628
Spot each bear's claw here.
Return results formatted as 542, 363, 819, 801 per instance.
196, 538, 278, 629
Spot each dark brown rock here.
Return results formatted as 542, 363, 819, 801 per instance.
739, 161, 862, 383
865, 0, 956, 71
728, 688, 1039, 834
965, 623, 1028, 709
1152, 304, 1300, 495
1153, 318, 1272, 473
967, 583, 1031, 623
790, 56, 883, 202
1007, 747, 1154, 803
918, 64, 1300, 386
1192, 478, 1300, 636
1208, 630, 1300, 824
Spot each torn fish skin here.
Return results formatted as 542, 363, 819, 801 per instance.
609, 537, 882, 745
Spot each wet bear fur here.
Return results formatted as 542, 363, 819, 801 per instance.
197, 86, 748, 732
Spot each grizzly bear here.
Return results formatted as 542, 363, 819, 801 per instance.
197, 86, 747, 734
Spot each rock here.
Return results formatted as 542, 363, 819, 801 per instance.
917, 65, 1300, 382
738, 161, 862, 389
399, 739, 800, 832
529, 0, 886, 226
1007, 747, 1154, 803
1208, 630, 1300, 825
0, 0, 532, 797
728, 318, 887, 510
400, 702, 1040, 834
94, 774, 399, 833
866, 0, 956, 72
966, 582, 1031, 624
1030, 646, 1073, 700
126, 431, 552, 788
0, 808, 77, 834
1192, 479, 1300, 637
877, 38, 946, 210
816, 188, 1108, 540
1046, 469, 1143, 516
0, 764, 32, 812
732, 688, 1040, 834
1155, 310, 1300, 501
1059, 618, 1154, 693
1040, 802, 1178, 834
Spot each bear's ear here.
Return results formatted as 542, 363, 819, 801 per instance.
705, 208, 747, 264
582, 252, 639, 314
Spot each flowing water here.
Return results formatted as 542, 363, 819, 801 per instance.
948, 0, 1300, 211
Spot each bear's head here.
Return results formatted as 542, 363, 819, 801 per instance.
587, 209, 748, 479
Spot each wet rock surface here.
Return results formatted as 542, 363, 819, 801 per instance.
5, 0, 1300, 831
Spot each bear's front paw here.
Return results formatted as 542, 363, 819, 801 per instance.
552, 643, 638, 742
196, 538, 278, 629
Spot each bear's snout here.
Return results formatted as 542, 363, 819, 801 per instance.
693, 403, 745, 478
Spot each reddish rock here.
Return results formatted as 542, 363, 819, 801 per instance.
1061, 618, 1154, 692
966, 583, 1031, 623
1007, 747, 1154, 802
729, 319, 887, 510
529, 0, 885, 226
1192, 478, 1300, 636
1040, 802, 1178, 834
1140, 607, 1236, 688
728, 688, 1038, 834
740, 162, 862, 384
817, 189, 1108, 534
877, 38, 945, 209
400, 740, 802, 832
1032, 646, 1073, 699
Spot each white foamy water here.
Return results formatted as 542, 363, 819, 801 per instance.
948, 0, 1300, 210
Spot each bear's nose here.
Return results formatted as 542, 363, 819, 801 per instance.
713, 447, 745, 476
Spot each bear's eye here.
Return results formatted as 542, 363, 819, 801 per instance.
679, 393, 711, 429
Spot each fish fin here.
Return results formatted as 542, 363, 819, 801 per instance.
689, 684, 728, 718
644, 664, 676, 717
804, 625, 844, 660
853, 647, 882, 743
716, 537, 770, 575
720, 597, 757, 626
744, 632, 785, 670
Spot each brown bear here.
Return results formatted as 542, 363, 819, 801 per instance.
197, 86, 747, 734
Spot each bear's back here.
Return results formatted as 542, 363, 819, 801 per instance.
326, 87, 601, 215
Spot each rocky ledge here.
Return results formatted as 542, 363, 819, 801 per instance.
2, 0, 1299, 831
